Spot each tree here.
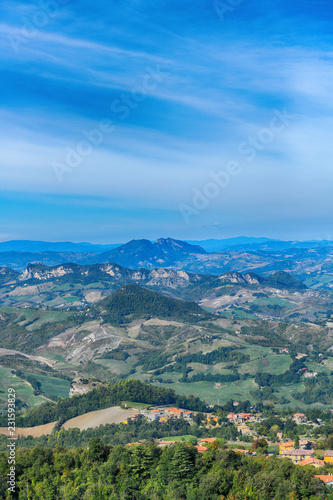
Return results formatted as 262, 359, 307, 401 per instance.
193, 412, 205, 426
294, 434, 300, 449
170, 444, 194, 480
251, 438, 268, 455
88, 437, 105, 462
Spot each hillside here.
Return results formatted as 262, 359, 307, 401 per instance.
0, 379, 208, 427
219, 271, 306, 291
91, 284, 213, 324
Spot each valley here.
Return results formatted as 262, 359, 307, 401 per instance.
1, 239, 333, 418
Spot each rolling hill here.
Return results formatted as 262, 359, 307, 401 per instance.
91, 284, 213, 324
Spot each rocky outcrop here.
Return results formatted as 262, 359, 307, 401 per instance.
219, 271, 260, 285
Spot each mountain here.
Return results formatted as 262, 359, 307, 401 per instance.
18, 262, 203, 291
219, 271, 306, 291
1, 238, 333, 291
89, 238, 207, 268
91, 284, 213, 324
0, 251, 97, 271
0, 240, 120, 253
187, 237, 333, 252
0, 262, 209, 309
0, 266, 19, 284
186, 237, 273, 251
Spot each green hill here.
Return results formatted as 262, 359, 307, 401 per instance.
91, 284, 213, 325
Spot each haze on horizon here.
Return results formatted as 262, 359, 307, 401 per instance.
1, 0, 333, 244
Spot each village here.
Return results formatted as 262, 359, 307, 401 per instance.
122, 407, 333, 486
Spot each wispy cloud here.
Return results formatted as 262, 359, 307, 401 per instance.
1, 0, 333, 240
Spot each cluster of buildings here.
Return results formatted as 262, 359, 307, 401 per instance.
292, 412, 323, 426
226, 412, 261, 424
279, 438, 315, 464
125, 407, 194, 424
227, 411, 261, 437
278, 437, 333, 484
146, 407, 193, 422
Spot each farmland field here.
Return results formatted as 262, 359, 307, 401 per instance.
238, 354, 292, 375
158, 378, 258, 406
0, 421, 56, 438
0, 367, 47, 410
23, 372, 70, 399
63, 406, 135, 431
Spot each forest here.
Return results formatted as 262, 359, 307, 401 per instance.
0, 441, 329, 499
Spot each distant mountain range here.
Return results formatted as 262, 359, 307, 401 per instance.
0, 240, 119, 253
3, 236, 333, 255
0, 238, 333, 290
0, 260, 307, 310
186, 237, 333, 252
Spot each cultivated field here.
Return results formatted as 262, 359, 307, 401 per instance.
63, 406, 136, 431
0, 421, 56, 437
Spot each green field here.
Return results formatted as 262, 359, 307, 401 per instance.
44, 353, 67, 363
95, 357, 137, 375
274, 383, 329, 409
157, 378, 258, 406
162, 435, 195, 442
0, 367, 47, 410
238, 354, 292, 375
64, 296, 80, 303
23, 372, 70, 399
222, 309, 257, 319
250, 297, 295, 308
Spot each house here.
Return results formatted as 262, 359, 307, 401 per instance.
227, 413, 238, 423
303, 371, 317, 378
207, 416, 219, 423
279, 441, 294, 453
293, 413, 308, 424
237, 424, 255, 436
195, 445, 209, 453
324, 451, 333, 464
299, 439, 313, 450
239, 412, 251, 421
199, 438, 216, 445
314, 475, 333, 485
279, 439, 312, 452
280, 450, 314, 464
148, 413, 161, 421
165, 408, 184, 418
298, 458, 325, 468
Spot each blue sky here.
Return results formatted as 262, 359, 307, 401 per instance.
1, 0, 333, 243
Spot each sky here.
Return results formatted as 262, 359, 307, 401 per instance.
1, 0, 333, 243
